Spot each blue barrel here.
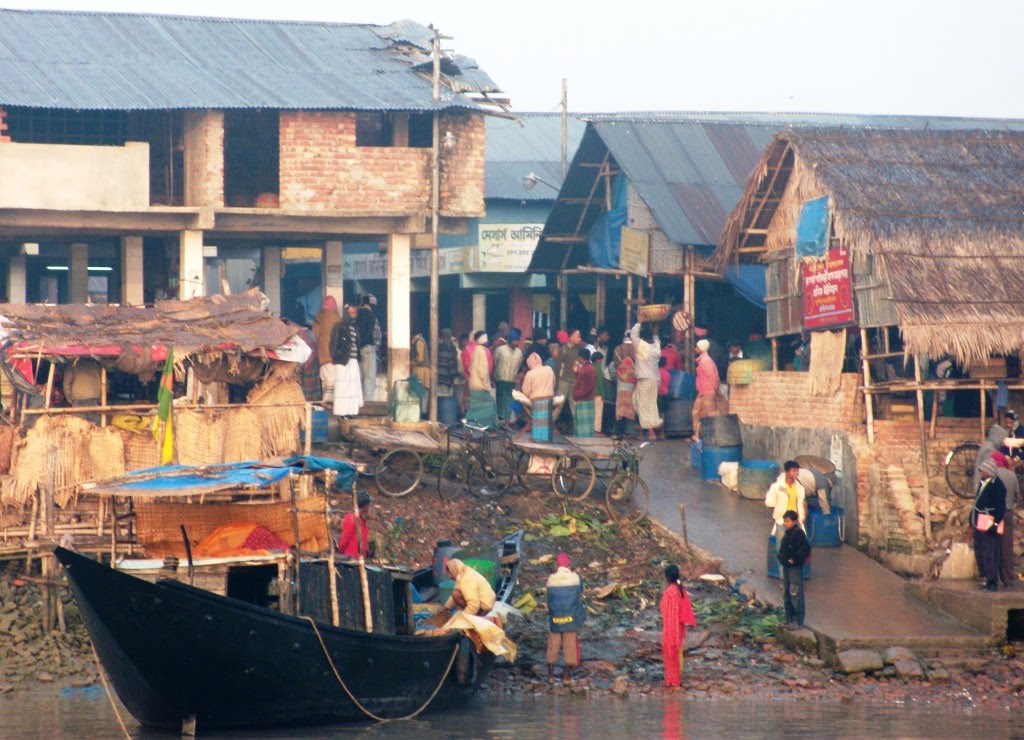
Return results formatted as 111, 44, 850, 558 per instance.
669, 371, 696, 400
767, 533, 812, 579
310, 408, 329, 443
690, 440, 703, 468
438, 396, 460, 426
738, 459, 779, 500
701, 444, 742, 481
807, 506, 845, 547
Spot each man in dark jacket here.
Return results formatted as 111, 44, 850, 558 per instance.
436, 328, 461, 399
355, 295, 379, 401
973, 458, 1007, 592
546, 552, 584, 683
778, 510, 811, 628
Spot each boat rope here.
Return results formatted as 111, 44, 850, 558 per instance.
91, 642, 132, 740
303, 616, 461, 723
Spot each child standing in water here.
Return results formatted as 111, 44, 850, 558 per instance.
659, 564, 697, 688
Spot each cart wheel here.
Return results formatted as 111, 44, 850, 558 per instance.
510, 448, 531, 490
551, 454, 596, 501
467, 453, 515, 500
945, 443, 980, 499
605, 473, 649, 523
438, 452, 470, 501
375, 449, 423, 497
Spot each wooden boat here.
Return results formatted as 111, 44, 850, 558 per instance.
55, 457, 523, 732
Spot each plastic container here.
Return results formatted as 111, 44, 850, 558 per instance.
438, 396, 460, 426
460, 557, 499, 590
664, 398, 693, 438
690, 440, 703, 468
701, 444, 742, 481
437, 578, 456, 605
738, 459, 779, 500
668, 371, 696, 400
700, 414, 742, 448
807, 506, 845, 547
726, 359, 767, 386
310, 408, 329, 443
767, 534, 812, 579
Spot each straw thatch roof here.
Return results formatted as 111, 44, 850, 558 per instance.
0, 288, 296, 360
719, 127, 1024, 363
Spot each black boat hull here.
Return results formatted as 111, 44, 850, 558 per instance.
55, 548, 493, 730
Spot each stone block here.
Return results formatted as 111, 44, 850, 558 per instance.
836, 649, 884, 674
881, 646, 917, 665
778, 627, 818, 655
939, 542, 979, 580
893, 659, 924, 679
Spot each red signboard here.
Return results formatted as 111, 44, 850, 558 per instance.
802, 247, 854, 330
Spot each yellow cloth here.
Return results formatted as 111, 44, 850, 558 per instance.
63, 358, 103, 402
443, 558, 496, 615
786, 482, 798, 513
441, 612, 518, 662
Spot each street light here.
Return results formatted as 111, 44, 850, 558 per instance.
442, 130, 458, 151
522, 171, 560, 192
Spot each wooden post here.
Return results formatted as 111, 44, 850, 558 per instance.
929, 390, 939, 440
324, 487, 340, 628
684, 246, 696, 374
289, 474, 302, 614
100, 366, 108, 427
353, 481, 374, 633
44, 363, 55, 410
303, 402, 313, 456
860, 327, 875, 445
914, 356, 932, 541
559, 274, 568, 330
980, 386, 987, 440
596, 274, 606, 329
678, 503, 689, 548
625, 274, 633, 327
771, 338, 779, 371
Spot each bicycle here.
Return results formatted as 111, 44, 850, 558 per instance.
437, 421, 516, 500
944, 441, 980, 499
603, 441, 650, 523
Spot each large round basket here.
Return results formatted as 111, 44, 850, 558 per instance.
726, 359, 767, 385
638, 303, 671, 323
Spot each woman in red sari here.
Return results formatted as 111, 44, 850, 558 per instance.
660, 564, 696, 688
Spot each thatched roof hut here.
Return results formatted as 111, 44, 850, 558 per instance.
719, 127, 1024, 363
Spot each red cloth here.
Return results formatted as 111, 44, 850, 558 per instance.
338, 512, 369, 558
572, 361, 596, 401
993, 451, 1010, 469
695, 352, 720, 396
661, 346, 683, 372
660, 584, 696, 687
461, 342, 476, 377
658, 367, 671, 396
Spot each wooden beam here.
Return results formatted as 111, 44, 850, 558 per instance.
545, 235, 588, 243
861, 327, 875, 445
574, 152, 610, 236
738, 143, 792, 252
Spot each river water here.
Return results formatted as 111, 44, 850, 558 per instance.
3, 686, 1023, 739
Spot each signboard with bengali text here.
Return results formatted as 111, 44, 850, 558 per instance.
475, 224, 543, 272
802, 246, 854, 330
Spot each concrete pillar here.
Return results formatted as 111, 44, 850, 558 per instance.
70, 242, 88, 304
120, 236, 144, 306
263, 246, 282, 316
7, 256, 25, 304
387, 234, 412, 389
472, 293, 486, 333
178, 230, 205, 299
510, 288, 533, 335
323, 240, 344, 308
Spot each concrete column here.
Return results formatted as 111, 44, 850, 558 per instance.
263, 246, 282, 316
70, 242, 88, 304
472, 293, 486, 333
7, 256, 25, 304
387, 234, 412, 389
120, 236, 144, 306
178, 230, 205, 299
510, 288, 533, 335
323, 240, 344, 308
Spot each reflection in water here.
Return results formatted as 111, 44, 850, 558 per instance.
4, 686, 1024, 739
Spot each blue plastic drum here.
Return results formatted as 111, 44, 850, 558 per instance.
701, 444, 742, 481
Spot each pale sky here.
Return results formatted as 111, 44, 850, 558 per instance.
5, 0, 1023, 119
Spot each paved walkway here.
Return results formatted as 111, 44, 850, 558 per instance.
642, 440, 987, 649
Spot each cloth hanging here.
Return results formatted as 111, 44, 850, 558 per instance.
808, 329, 846, 397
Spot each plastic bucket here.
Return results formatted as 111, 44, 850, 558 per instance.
438, 396, 460, 426
726, 359, 767, 386
700, 414, 742, 448
664, 398, 694, 437
701, 444, 742, 481
668, 371, 696, 400
807, 506, 845, 547
460, 557, 499, 590
738, 459, 779, 500
690, 440, 703, 468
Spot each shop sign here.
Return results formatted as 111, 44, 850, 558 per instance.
475, 224, 543, 272
802, 247, 854, 330
619, 227, 650, 276
343, 247, 472, 281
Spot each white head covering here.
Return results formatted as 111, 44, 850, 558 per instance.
477, 333, 489, 345
696, 339, 710, 353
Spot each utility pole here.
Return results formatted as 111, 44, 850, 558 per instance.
561, 78, 568, 178
428, 28, 444, 422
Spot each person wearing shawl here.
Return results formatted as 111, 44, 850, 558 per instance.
436, 328, 461, 400
572, 348, 597, 438
630, 322, 663, 441
443, 558, 496, 616
973, 457, 1007, 591
660, 564, 697, 688
494, 328, 524, 422
410, 329, 430, 416
466, 332, 497, 427
592, 351, 607, 435
311, 295, 340, 403
522, 352, 556, 442
329, 309, 363, 417
614, 335, 637, 438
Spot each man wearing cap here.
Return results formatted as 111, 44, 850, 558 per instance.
545, 552, 584, 684
694, 326, 728, 379
692, 339, 721, 442
339, 491, 372, 559
972, 458, 1007, 592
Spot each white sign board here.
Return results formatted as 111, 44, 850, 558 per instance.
619, 227, 650, 276
343, 247, 472, 281
475, 224, 543, 272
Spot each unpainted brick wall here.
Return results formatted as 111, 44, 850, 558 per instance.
729, 371, 864, 433
183, 110, 224, 208
439, 112, 485, 217
0, 108, 9, 143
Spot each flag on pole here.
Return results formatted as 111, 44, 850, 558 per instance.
152, 348, 174, 464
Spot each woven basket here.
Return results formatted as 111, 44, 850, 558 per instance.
726, 359, 767, 386
638, 303, 670, 323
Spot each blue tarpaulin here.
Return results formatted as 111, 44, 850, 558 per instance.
796, 196, 830, 259
724, 264, 767, 310
587, 174, 628, 269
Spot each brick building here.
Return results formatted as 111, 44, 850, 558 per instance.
0, 9, 500, 385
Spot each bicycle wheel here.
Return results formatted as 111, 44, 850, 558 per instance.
467, 452, 515, 500
605, 473, 650, 523
945, 443, 980, 499
551, 453, 597, 501
510, 448, 531, 490
375, 448, 423, 497
438, 452, 470, 501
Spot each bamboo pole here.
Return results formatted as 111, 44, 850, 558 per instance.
929, 390, 939, 440
771, 338, 779, 371
559, 274, 568, 330
353, 480, 373, 633
22, 400, 310, 416
303, 402, 313, 456
860, 328, 875, 445
289, 474, 302, 615
324, 489, 340, 628
980, 387, 987, 440
44, 364, 55, 410
626, 274, 633, 327
914, 356, 932, 541
100, 366, 108, 427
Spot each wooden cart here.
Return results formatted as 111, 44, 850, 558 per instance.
346, 423, 457, 497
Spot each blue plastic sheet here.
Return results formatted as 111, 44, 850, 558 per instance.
724, 264, 767, 310
587, 174, 627, 269
796, 196, 830, 259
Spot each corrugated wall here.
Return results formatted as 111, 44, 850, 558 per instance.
852, 250, 898, 328
765, 250, 802, 337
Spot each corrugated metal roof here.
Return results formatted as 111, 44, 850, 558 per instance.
485, 113, 586, 200
530, 112, 1024, 271
0, 9, 495, 111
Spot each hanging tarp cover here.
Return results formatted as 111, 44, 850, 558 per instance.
587, 174, 628, 269
795, 196, 830, 259
724, 265, 767, 310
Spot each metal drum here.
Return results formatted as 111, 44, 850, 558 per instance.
664, 398, 693, 438
701, 444, 742, 482
738, 459, 779, 500
700, 414, 742, 448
